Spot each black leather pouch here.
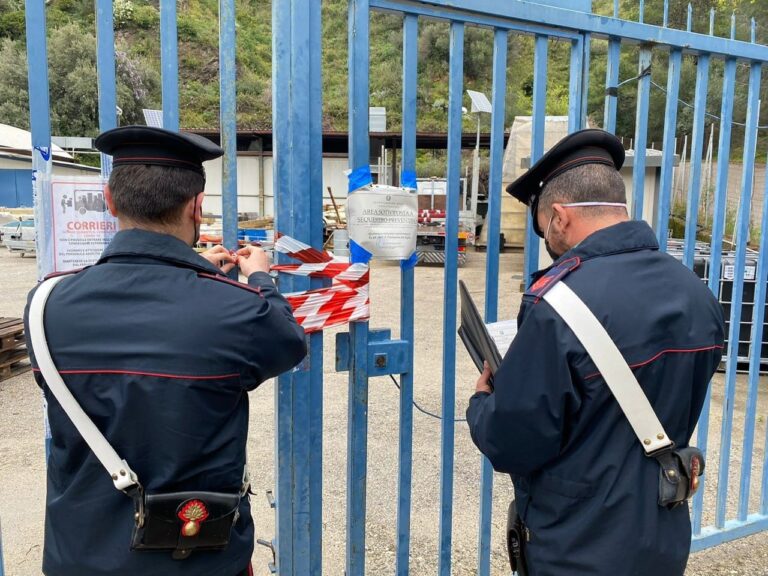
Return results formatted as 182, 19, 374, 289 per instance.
656, 447, 705, 509
130, 490, 241, 560
506, 500, 529, 576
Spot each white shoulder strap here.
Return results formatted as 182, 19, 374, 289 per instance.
542, 282, 674, 456
28, 276, 140, 491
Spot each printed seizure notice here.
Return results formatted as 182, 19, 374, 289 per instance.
50, 177, 117, 271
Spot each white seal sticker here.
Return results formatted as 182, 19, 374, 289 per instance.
346, 185, 418, 260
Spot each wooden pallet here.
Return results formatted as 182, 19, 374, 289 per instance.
0, 317, 26, 352
0, 318, 30, 381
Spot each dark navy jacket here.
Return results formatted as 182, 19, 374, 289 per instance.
24, 229, 307, 576
467, 221, 724, 576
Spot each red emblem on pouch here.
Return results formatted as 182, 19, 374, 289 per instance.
178, 500, 209, 538
690, 455, 701, 495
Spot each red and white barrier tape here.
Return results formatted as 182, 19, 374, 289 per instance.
271, 235, 369, 333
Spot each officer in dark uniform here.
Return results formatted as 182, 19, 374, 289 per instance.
466, 129, 724, 575
24, 126, 307, 576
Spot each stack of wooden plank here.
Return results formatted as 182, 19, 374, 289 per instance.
0, 317, 31, 381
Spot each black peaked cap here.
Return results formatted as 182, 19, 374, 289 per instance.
505, 128, 625, 206
94, 125, 224, 178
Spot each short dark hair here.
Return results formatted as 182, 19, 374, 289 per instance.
108, 165, 205, 224
539, 163, 626, 217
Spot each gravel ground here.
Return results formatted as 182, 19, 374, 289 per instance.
1, 245, 767, 575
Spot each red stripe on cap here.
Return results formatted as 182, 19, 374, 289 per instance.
114, 156, 201, 168
542, 155, 614, 186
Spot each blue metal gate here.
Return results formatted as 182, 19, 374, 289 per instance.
5, 0, 768, 575
271, 1, 768, 574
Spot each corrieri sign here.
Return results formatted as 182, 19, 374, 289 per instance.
49, 177, 117, 272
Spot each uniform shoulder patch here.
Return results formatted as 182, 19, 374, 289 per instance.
197, 272, 264, 297
44, 267, 86, 280
525, 257, 581, 300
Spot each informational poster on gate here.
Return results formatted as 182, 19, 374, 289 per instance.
50, 176, 117, 272
346, 185, 418, 260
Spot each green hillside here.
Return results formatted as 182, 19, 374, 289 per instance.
0, 0, 767, 152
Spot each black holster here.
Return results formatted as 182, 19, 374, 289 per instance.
129, 488, 242, 560
506, 500, 528, 576
654, 446, 705, 509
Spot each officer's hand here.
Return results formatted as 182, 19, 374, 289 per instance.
236, 245, 270, 277
475, 361, 493, 394
201, 245, 238, 273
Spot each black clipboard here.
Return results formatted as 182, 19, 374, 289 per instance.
458, 280, 503, 375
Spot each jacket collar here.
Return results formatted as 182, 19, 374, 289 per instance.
97, 228, 223, 275
532, 220, 659, 281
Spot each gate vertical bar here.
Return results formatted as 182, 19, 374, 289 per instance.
524, 35, 548, 283
347, 1, 371, 575
25, 0, 54, 281
219, 0, 238, 256
477, 28, 508, 576
95, 0, 116, 181
272, 3, 294, 571
396, 13, 418, 576
160, 0, 179, 131
95, 0, 116, 134
307, 2, 324, 571
740, 148, 768, 522
568, 37, 584, 134
682, 54, 710, 268
716, 62, 762, 529
692, 55, 737, 535
580, 34, 591, 129
273, 0, 323, 573
438, 22, 464, 576
631, 46, 652, 221
604, 38, 621, 133
0, 518, 4, 576
656, 48, 681, 251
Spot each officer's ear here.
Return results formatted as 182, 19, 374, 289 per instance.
193, 192, 205, 224
104, 185, 118, 218
551, 203, 570, 231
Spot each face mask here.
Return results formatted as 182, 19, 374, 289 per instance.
544, 212, 562, 260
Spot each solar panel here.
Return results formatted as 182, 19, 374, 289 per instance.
142, 109, 164, 128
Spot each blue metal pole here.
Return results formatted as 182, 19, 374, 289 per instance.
631, 47, 652, 222
656, 48, 681, 252
438, 22, 464, 576
272, 1, 322, 574
347, 2, 371, 575
663, 0, 669, 27
307, 2, 324, 572
0, 518, 4, 576
580, 34, 591, 128
682, 54, 710, 269
692, 55, 736, 536
219, 0, 239, 260
25, 0, 54, 281
160, 0, 179, 131
740, 150, 768, 523
95, 0, 116, 179
716, 62, 762, 530
524, 35, 548, 284
568, 37, 584, 134
396, 13, 418, 576
273, 2, 294, 570
96, 0, 116, 133
604, 38, 621, 133
477, 29, 508, 576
